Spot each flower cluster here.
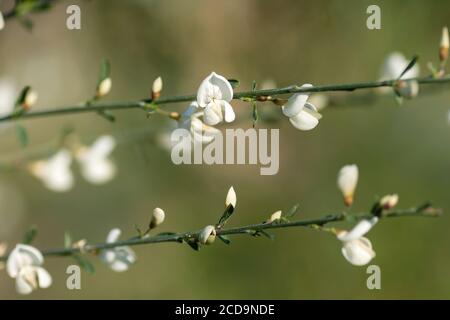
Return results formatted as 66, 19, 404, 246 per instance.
28, 135, 117, 192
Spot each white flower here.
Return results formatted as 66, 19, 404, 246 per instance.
380, 52, 419, 80
179, 102, 221, 143
267, 210, 282, 223
23, 90, 38, 109
225, 186, 237, 208
0, 78, 16, 118
6, 244, 52, 295
282, 84, 322, 131
100, 228, 136, 272
150, 207, 165, 229
199, 225, 216, 245
97, 78, 112, 97
337, 164, 359, 206
29, 149, 74, 192
337, 218, 378, 266
197, 72, 235, 126
76, 135, 117, 185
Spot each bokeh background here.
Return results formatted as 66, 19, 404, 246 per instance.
0, 0, 450, 299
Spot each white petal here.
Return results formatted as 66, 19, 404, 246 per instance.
81, 158, 116, 185
197, 76, 215, 108
337, 217, 378, 242
282, 84, 313, 118
15, 275, 34, 295
225, 186, 237, 208
0, 78, 16, 118
36, 267, 52, 288
208, 72, 233, 102
221, 100, 235, 123
106, 228, 122, 243
341, 238, 376, 266
337, 164, 359, 198
203, 102, 223, 125
181, 102, 199, 120
89, 135, 116, 158
35, 150, 74, 192
0, 12, 4, 31
380, 52, 419, 80
289, 109, 319, 131
199, 225, 216, 245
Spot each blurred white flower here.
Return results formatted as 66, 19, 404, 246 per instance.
178, 101, 221, 143
379, 194, 399, 210
0, 78, 16, 118
380, 52, 419, 80
337, 164, 359, 207
76, 135, 117, 185
100, 228, 136, 272
23, 89, 38, 110
282, 84, 322, 131
29, 149, 74, 192
337, 218, 378, 266
150, 207, 165, 229
199, 225, 216, 245
225, 186, 237, 208
6, 244, 52, 295
197, 72, 235, 126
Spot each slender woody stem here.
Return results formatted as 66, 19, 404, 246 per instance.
0, 204, 440, 261
1, 75, 449, 124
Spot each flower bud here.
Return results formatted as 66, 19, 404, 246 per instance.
266, 210, 282, 223
198, 225, 216, 245
394, 80, 419, 99
337, 164, 358, 207
97, 78, 112, 98
150, 207, 165, 229
23, 90, 38, 110
225, 186, 237, 208
379, 194, 399, 210
152, 76, 163, 100
440, 26, 449, 62
0, 11, 5, 30
169, 111, 181, 121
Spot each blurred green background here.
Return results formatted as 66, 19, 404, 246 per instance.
1, 0, 450, 299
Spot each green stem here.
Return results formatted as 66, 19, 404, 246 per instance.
1, 75, 449, 124
0, 204, 439, 261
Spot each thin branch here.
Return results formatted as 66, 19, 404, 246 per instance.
0, 203, 440, 261
1, 75, 450, 124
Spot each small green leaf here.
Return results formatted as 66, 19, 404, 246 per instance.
64, 232, 72, 249
73, 254, 95, 274
14, 86, 31, 109
23, 226, 38, 245
252, 102, 258, 128
97, 110, 116, 122
185, 240, 199, 251
218, 235, 231, 245
228, 79, 240, 89
98, 59, 111, 83
398, 55, 419, 79
284, 203, 300, 219
259, 230, 275, 240
15, 123, 28, 147
217, 204, 235, 228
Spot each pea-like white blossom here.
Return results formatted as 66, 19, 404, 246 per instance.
337, 218, 378, 266
6, 244, 52, 295
150, 207, 165, 229
380, 52, 419, 80
179, 102, 221, 143
225, 186, 237, 208
199, 225, 216, 245
28, 149, 74, 192
196, 72, 235, 126
282, 84, 322, 131
0, 78, 16, 118
100, 228, 136, 272
75, 135, 117, 185
337, 164, 359, 206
